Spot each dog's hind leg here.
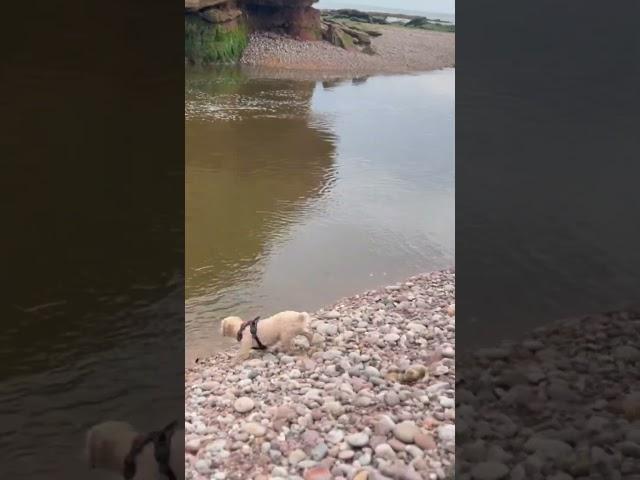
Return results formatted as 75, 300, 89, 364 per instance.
279, 336, 293, 353
278, 330, 298, 354
302, 329, 314, 344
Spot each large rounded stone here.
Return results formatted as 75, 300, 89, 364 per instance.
243, 422, 266, 437
304, 466, 332, 480
415, 432, 436, 450
437, 424, 455, 442
288, 449, 307, 465
374, 443, 397, 461
311, 443, 329, 461
346, 432, 370, 448
393, 421, 420, 443
374, 415, 396, 436
234, 396, 255, 413
200, 7, 242, 24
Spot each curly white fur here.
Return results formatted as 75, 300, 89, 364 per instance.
84, 420, 184, 479
220, 310, 314, 363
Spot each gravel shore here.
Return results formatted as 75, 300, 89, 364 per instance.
240, 26, 454, 77
456, 309, 640, 479
185, 270, 455, 480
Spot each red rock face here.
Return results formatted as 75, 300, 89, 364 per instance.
185, 0, 322, 40
186, 0, 245, 31
243, 0, 316, 7
242, 0, 322, 40
288, 6, 321, 40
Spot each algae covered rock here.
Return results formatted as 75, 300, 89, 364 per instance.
324, 23, 356, 51
185, 14, 248, 64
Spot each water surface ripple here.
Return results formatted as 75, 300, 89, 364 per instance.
186, 68, 456, 360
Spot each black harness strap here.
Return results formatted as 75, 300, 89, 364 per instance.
123, 420, 178, 480
236, 315, 267, 350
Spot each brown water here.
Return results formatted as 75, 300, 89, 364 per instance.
186, 67, 455, 361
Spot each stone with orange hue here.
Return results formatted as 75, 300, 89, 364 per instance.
415, 432, 437, 450
303, 466, 331, 480
353, 471, 370, 480
422, 416, 440, 429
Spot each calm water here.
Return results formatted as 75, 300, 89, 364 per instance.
186, 67, 455, 360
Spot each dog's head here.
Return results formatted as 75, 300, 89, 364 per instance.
84, 421, 135, 471
220, 316, 243, 338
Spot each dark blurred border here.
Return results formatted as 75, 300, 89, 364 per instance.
0, 1, 184, 478
457, 0, 640, 477
457, 0, 640, 348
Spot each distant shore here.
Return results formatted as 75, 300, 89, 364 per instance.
319, 8, 455, 25
240, 24, 454, 77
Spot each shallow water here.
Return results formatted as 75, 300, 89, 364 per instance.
186, 67, 455, 360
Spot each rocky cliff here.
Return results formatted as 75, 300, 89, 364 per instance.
184, 0, 322, 55
185, 0, 323, 63
184, 1, 394, 64
242, 0, 321, 41
185, 0, 244, 32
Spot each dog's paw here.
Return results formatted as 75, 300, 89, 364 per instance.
231, 353, 251, 366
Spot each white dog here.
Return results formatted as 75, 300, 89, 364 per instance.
85, 420, 184, 480
220, 310, 314, 363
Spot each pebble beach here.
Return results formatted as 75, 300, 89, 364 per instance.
185, 270, 456, 480
240, 26, 454, 77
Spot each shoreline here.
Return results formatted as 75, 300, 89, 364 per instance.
239, 24, 454, 78
185, 269, 455, 480
188, 62, 455, 85
185, 266, 456, 365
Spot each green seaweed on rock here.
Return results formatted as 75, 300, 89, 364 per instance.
185, 16, 248, 65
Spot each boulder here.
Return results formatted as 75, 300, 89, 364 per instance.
406, 16, 429, 28
288, 6, 322, 40
324, 24, 356, 51
350, 25, 382, 37
339, 26, 371, 45
200, 7, 242, 24
369, 16, 388, 25
244, 1, 322, 40
185, 0, 229, 12
334, 9, 372, 22
245, 0, 316, 7
186, 0, 323, 40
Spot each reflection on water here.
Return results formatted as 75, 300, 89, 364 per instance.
186, 67, 455, 360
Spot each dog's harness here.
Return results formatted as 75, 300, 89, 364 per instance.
123, 420, 178, 480
237, 315, 267, 350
